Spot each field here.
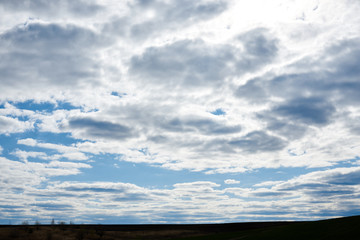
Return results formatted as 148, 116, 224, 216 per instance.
0, 215, 359, 240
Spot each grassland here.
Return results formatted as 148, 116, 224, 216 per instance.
0, 215, 359, 240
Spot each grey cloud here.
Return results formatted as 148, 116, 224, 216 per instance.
60, 183, 154, 202
2, 23, 105, 52
113, 193, 151, 202
148, 135, 168, 143
279, 183, 330, 192
273, 168, 360, 199
254, 96, 335, 141
0, 22, 108, 101
304, 189, 354, 197
272, 97, 336, 126
0, 0, 102, 17
274, 39, 360, 104
235, 78, 268, 102
186, 119, 241, 135
131, 30, 278, 89
325, 170, 360, 186
130, 39, 235, 88
228, 131, 287, 153
252, 191, 288, 198
234, 38, 360, 141
236, 28, 279, 72
161, 117, 241, 135
68, 118, 134, 140
31, 203, 73, 211
266, 120, 307, 140
348, 118, 360, 135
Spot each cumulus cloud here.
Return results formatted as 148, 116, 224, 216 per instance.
224, 179, 240, 184
17, 138, 88, 161
103, 0, 228, 41
67, 117, 135, 141
130, 39, 236, 89
159, 115, 241, 135
0, 21, 110, 103
130, 29, 278, 90
0, 156, 91, 192
272, 97, 336, 125
228, 131, 287, 153
0, 116, 33, 134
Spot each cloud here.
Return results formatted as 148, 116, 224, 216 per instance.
228, 131, 287, 153
173, 181, 220, 189
267, 167, 360, 200
0, 0, 103, 18
130, 29, 278, 90
0, 22, 110, 102
18, 138, 88, 161
0, 116, 33, 134
67, 117, 135, 141
105, 0, 228, 41
130, 39, 235, 89
11, 149, 48, 162
56, 182, 157, 203
224, 179, 240, 184
271, 97, 336, 126
160, 116, 241, 135
1, 0, 360, 223
235, 28, 278, 71
0, 156, 90, 192
235, 78, 268, 103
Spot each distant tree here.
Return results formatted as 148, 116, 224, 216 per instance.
51, 218, 55, 225
58, 221, 66, 231
35, 220, 41, 230
21, 220, 29, 225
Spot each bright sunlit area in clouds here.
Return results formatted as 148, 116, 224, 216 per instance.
1, 0, 360, 224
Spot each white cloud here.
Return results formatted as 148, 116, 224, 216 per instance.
0, 156, 89, 190
224, 179, 240, 184
3, 166, 360, 223
0, 116, 33, 135
18, 138, 88, 161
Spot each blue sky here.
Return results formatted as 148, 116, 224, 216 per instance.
1, 0, 360, 224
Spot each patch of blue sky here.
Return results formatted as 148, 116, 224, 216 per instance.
210, 108, 226, 115
49, 152, 321, 191
10, 100, 80, 113
17, 131, 87, 146
218, 167, 317, 189
51, 154, 214, 188
111, 91, 127, 97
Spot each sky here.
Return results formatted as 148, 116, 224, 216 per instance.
1, 0, 360, 224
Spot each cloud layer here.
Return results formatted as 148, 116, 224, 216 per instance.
1, 0, 360, 223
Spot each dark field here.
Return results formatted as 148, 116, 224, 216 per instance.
0, 215, 359, 240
